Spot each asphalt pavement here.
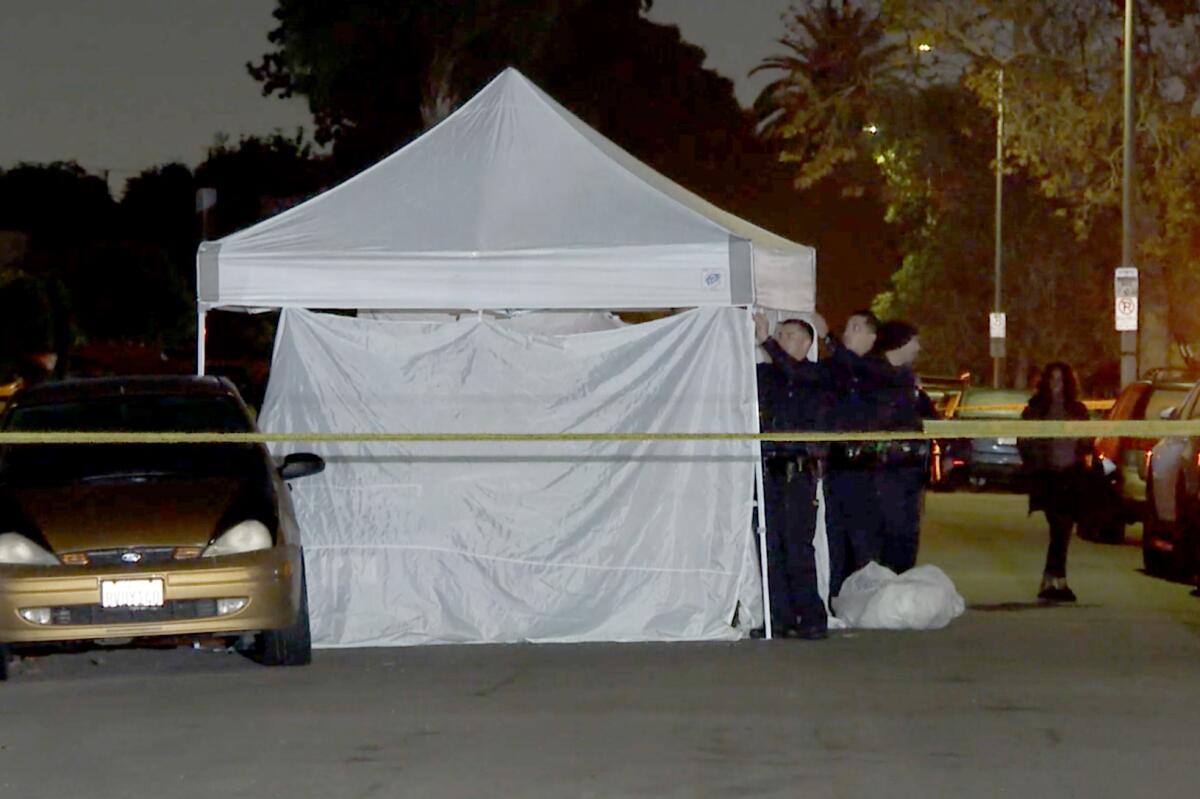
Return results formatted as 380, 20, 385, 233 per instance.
2, 492, 1198, 799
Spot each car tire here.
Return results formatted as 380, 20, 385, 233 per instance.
256, 562, 312, 667
0, 644, 10, 682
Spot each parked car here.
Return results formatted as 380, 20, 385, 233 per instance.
1142, 378, 1200, 578
1088, 371, 1197, 544
933, 387, 1033, 491
0, 379, 18, 416
919, 373, 970, 420
0, 376, 325, 680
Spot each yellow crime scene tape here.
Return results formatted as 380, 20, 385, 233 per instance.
0, 417, 1192, 445
954, 399, 1114, 414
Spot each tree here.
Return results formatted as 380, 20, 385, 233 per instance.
249, 2, 649, 173
756, 3, 1125, 382
0, 163, 119, 373
884, 0, 1200, 371
245, 2, 763, 203
753, 0, 908, 194
866, 83, 1119, 382
193, 130, 330, 239
0, 162, 117, 249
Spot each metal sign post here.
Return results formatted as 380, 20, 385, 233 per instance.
989, 312, 1006, 384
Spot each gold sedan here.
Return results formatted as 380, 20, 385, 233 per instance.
0, 376, 324, 680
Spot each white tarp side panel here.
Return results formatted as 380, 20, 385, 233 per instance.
212, 244, 732, 310
258, 307, 759, 647
733, 509, 765, 631
752, 246, 817, 314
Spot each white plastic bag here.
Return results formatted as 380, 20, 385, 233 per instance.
832, 562, 966, 630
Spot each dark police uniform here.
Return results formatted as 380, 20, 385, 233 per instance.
872, 362, 935, 574
820, 334, 893, 597
758, 339, 833, 636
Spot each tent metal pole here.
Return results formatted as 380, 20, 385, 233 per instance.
754, 449, 772, 640
196, 306, 208, 376
748, 307, 772, 640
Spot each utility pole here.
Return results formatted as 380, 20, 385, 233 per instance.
991, 67, 1005, 389
1119, 0, 1138, 387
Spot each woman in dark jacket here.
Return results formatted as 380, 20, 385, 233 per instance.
1019, 362, 1091, 602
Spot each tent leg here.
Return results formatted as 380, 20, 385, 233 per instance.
196, 306, 208, 376
748, 307, 772, 640
754, 450, 773, 641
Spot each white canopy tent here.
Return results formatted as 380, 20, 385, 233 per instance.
195, 67, 814, 320
195, 68, 820, 646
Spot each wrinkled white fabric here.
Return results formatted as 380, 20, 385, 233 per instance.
831, 563, 966, 630
259, 307, 760, 647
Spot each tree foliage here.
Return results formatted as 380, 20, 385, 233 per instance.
869, 87, 1118, 382
246, 1, 766, 203
753, 0, 910, 193
758, 0, 1195, 382
884, 0, 1200, 369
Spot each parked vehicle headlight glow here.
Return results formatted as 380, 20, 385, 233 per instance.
202, 520, 273, 558
0, 532, 61, 566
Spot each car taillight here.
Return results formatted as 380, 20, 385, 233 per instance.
60, 552, 89, 566
173, 547, 203, 560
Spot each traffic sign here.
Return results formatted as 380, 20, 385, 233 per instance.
1115, 267, 1138, 331
989, 312, 1006, 339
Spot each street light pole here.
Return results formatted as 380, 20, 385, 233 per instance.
1120, 0, 1138, 386
992, 67, 1005, 389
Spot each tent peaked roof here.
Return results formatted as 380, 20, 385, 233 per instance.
198, 68, 814, 311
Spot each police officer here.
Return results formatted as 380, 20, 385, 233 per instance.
870, 320, 935, 574
813, 309, 891, 598
755, 313, 833, 639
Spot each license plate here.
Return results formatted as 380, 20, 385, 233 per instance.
998, 437, 1017, 446
101, 579, 164, 609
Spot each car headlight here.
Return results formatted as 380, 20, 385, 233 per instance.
0, 532, 61, 566
203, 520, 273, 558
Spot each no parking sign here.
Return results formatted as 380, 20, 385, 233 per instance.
1115, 267, 1138, 331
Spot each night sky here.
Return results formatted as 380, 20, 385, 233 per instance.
0, 0, 793, 185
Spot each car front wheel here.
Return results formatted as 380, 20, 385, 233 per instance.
256, 563, 312, 667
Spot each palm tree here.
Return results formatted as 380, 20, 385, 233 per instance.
753, 0, 905, 188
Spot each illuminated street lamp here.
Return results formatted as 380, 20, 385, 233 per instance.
862, 123, 880, 135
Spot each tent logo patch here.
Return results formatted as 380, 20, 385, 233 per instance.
703, 271, 723, 290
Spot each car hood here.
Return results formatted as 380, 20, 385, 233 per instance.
1, 477, 262, 554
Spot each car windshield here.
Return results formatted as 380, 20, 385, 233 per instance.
1142, 387, 1189, 421
0, 394, 265, 485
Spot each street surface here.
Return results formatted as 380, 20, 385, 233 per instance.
2, 492, 1198, 798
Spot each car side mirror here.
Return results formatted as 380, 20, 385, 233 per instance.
278, 452, 325, 481
1160, 407, 1177, 420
